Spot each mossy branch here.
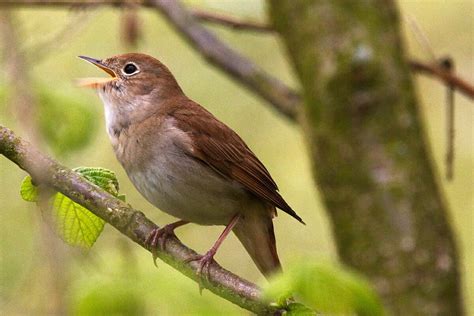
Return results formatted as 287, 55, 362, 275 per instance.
0, 125, 279, 315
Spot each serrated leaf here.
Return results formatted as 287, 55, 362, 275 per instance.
74, 167, 120, 197
52, 193, 105, 248
48, 167, 122, 248
20, 176, 38, 202
18, 166, 124, 249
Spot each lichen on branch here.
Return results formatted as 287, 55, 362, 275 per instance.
0, 125, 278, 315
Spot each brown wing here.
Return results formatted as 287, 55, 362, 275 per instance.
171, 101, 304, 224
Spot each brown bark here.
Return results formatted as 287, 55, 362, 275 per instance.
0, 125, 281, 315
1, 2, 473, 104
269, 0, 463, 315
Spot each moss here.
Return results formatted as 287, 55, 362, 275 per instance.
0, 129, 23, 164
269, 0, 462, 314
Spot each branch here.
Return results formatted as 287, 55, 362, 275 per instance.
0, 10, 41, 143
0, 125, 278, 315
190, 8, 273, 33
0, 0, 273, 33
0, 0, 301, 120
25, 10, 97, 63
1, 1, 472, 108
149, 0, 300, 120
0, 0, 127, 6
409, 59, 474, 100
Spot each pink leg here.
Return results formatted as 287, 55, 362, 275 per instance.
146, 220, 189, 265
186, 214, 241, 280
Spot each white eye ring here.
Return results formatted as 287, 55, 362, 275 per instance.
122, 62, 139, 76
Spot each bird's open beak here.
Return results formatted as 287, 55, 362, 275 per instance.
77, 55, 117, 89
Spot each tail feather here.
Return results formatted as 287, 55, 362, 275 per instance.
232, 206, 281, 278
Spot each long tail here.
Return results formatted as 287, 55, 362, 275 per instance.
232, 206, 281, 278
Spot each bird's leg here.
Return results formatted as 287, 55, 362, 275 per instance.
146, 220, 189, 265
185, 214, 241, 286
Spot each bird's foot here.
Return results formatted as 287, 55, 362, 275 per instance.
185, 249, 217, 293
146, 221, 186, 266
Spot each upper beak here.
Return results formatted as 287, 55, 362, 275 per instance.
77, 55, 117, 88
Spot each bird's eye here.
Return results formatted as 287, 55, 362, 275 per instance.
123, 63, 138, 75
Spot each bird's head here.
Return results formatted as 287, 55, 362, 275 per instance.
79, 53, 183, 129
79, 53, 182, 97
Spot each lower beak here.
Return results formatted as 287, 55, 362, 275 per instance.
77, 55, 117, 89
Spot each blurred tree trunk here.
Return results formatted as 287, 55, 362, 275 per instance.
269, 1, 463, 315
0, 11, 70, 315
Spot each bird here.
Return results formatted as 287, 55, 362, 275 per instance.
78, 53, 304, 279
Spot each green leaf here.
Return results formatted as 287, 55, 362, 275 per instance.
264, 260, 385, 316
73, 167, 120, 197
19, 167, 124, 249
20, 176, 38, 202
50, 167, 122, 248
52, 193, 105, 248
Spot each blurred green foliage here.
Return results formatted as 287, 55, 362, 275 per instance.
37, 87, 98, 156
265, 260, 384, 316
0, 1, 472, 315
73, 280, 146, 316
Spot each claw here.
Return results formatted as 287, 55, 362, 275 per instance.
145, 221, 189, 267
145, 227, 162, 267
185, 250, 217, 293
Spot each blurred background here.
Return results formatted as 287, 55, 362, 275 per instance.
0, 0, 472, 314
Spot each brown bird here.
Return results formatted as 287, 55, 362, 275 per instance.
79, 53, 304, 278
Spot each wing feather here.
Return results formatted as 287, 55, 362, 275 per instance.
171, 102, 304, 224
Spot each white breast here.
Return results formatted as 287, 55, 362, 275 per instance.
99, 91, 121, 142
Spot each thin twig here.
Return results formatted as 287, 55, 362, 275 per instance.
190, 8, 273, 33
0, 0, 128, 7
404, 12, 462, 181
405, 14, 437, 62
0, 125, 279, 315
24, 10, 97, 63
446, 85, 455, 180
120, 2, 142, 48
149, 0, 300, 120
409, 60, 474, 100
406, 13, 460, 180
0, 0, 273, 34
0, 0, 301, 119
0, 1, 472, 107
440, 58, 456, 181
0, 11, 41, 143
0, 12, 71, 315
